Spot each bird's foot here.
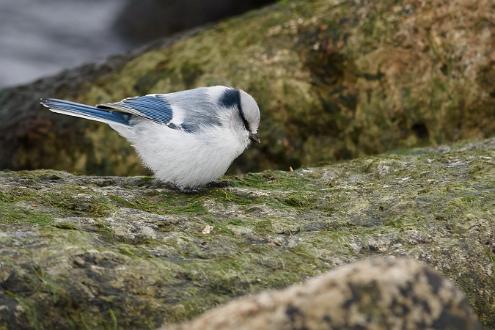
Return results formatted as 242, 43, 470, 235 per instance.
178, 187, 204, 194
143, 180, 229, 194
206, 181, 231, 189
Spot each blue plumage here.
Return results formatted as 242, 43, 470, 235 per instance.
120, 95, 173, 123
41, 98, 130, 125
97, 89, 222, 132
41, 88, 229, 133
40, 85, 261, 189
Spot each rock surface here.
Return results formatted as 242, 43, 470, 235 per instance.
1, 0, 494, 175
165, 257, 481, 330
114, 0, 275, 44
0, 137, 493, 328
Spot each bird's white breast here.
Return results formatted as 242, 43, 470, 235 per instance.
112, 114, 249, 188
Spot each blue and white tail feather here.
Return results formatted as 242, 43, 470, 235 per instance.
40, 98, 131, 126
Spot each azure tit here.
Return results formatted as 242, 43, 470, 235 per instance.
41, 86, 261, 190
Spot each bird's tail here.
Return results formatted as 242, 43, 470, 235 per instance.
40, 98, 130, 126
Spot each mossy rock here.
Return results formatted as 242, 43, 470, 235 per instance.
167, 257, 482, 330
0, 137, 494, 328
0, 0, 494, 175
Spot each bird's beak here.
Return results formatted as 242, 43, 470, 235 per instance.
249, 132, 260, 144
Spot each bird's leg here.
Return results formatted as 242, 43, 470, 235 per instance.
177, 187, 205, 194
141, 180, 202, 194
206, 181, 231, 189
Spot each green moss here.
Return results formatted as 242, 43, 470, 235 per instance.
130, 194, 208, 215
209, 189, 262, 206
108, 194, 135, 208
52, 222, 78, 230
40, 189, 115, 217
109, 189, 210, 215
0, 191, 13, 202
94, 221, 115, 240
117, 244, 138, 257
0, 139, 494, 328
0, 201, 53, 225
281, 192, 317, 208
230, 171, 315, 191
253, 219, 273, 234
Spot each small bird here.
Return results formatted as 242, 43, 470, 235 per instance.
41, 86, 260, 190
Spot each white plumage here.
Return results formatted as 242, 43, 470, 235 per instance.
41, 86, 261, 190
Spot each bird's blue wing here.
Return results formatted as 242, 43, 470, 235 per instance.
160, 87, 225, 132
121, 95, 173, 123
41, 98, 131, 126
98, 87, 229, 132
98, 95, 173, 124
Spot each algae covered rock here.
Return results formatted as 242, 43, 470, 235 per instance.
0, 137, 494, 328
1, 0, 494, 175
166, 257, 481, 330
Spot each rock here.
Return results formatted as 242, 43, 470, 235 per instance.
0, 0, 494, 175
114, 0, 275, 44
0, 138, 493, 328
165, 257, 481, 330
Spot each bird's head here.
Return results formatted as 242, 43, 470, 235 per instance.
217, 86, 261, 144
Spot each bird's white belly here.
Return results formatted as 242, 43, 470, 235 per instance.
118, 122, 248, 188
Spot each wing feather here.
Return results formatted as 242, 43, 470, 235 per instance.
97, 86, 229, 132
98, 95, 173, 124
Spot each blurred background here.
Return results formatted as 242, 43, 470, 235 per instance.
0, 0, 493, 176
0, 0, 274, 88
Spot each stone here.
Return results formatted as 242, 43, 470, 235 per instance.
165, 257, 481, 330
0, 138, 493, 328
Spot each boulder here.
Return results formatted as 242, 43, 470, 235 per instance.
0, 0, 494, 175
166, 257, 481, 330
113, 0, 275, 44
0, 137, 493, 328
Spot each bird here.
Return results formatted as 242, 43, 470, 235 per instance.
40, 86, 261, 190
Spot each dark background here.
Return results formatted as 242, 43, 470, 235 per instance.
0, 0, 274, 88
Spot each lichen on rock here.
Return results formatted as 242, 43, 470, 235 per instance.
0, 137, 494, 328
165, 257, 482, 330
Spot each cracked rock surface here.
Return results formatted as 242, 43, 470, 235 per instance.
165, 257, 481, 330
0, 138, 493, 328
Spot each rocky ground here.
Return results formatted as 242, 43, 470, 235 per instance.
0, 137, 493, 328
1, 0, 494, 175
166, 258, 481, 330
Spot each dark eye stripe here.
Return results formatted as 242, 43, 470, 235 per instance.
238, 101, 250, 132
219, 88, 250, 132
